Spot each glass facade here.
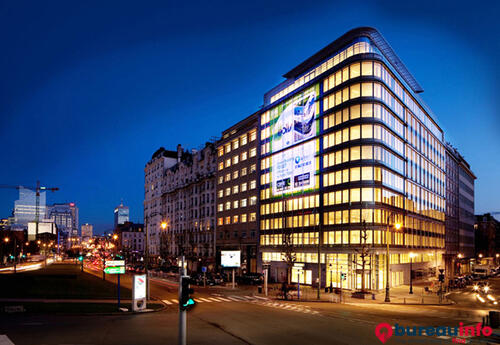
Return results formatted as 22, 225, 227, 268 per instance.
259, 33, 445, 290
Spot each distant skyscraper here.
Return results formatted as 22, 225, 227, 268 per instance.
114, 201, 129, 229
81, 223, 93, 241
14, 187, 47, 226
47, 202, 79, 237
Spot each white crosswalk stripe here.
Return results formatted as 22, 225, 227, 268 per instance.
162, 299, 173, 305
228, 295, 247, 301
198, 298, 213, 302
216, 297, 232, 302
170, 299, 178, 304
0, 335, 15, 345
208, 297, 223, 302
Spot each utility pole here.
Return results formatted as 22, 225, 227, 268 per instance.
178, 255, 187, 345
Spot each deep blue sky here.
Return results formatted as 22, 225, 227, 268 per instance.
1, 1, 498, 233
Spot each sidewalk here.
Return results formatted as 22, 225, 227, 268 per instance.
247, 282, 453, 305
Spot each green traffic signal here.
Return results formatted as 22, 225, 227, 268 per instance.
78, 256, 83, 262
180, 276, 196, 311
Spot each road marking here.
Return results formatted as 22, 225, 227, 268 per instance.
228, 296, 246, 301
170, 299, 178, 304
199, 298, 213, 303
162, 299, 173, 305
207, 298, 222, 302
227, 297, 241, 302
194, 299, 204, 303
216, 297, 232, 302
243, 296, 255, 300
252, 295, 268, 300
0, 335, 15, 345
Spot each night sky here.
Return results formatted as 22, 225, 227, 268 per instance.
1, 0, 498, 233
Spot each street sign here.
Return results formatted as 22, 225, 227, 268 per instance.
105, 260, 125, 267
201, 266, 207, 273
104, 266, 125, 274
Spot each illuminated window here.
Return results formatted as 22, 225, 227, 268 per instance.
225, 143, 231, 154
250, 164, 257, 173
218, 148, 224, 157
350, 125, 360, 140
232, 155, 239, 164
241, 151, 248, 161
240, 134, 248, 146
217, 218, 223, 226
249, 212, 256, 222
250, 180, 256, 189
233, 200, 239, 209
241, 198, 247, 207
218, 204, 223, 212
225, 188, 230, 196
218, 176, 224, 184
249, 130, 257, 141
225, 173, 231, 182
225, 216, 231, 224
250, 196, 257, 206
232, 170, 239, 179
225, 159, 231, 168
350, 84, 360, 98
351, 146, 360, 161
361, 61, 373, 76
225, 202, 231, 210
350, 188, 360, 202
362, 188, 373, 202
218, 162, 224, 171
351, 230, 360, 244
233, 215, 239, 223
241, 214, 247, 223
361, 146, 372, 159
250, 147, 257, 157
232, 140, 239, 150
241, 167, 247, 176
362, 82, 373, 97
218, 190, 223, 198
361, 124, 372, 138
350, 62, 360, 78
232, 185, 239, 194
241, 182, 247, 192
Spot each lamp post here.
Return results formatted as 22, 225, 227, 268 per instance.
385, 214, 401, 303
409, 252, 416, 294
143, 212, 167, 300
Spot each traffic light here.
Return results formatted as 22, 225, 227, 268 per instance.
78, 255, 83, 262
180, 276, 195, 311
340, 273, 346, 281
438, 274, 445, 282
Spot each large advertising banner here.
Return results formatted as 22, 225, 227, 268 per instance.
271, 140, 317, 196
269, 84, 319, 153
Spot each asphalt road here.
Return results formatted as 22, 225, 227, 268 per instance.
0, 267, 497, 345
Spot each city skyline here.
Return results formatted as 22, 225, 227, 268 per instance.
1, 1, 498, 233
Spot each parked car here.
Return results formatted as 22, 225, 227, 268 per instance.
237, 273, 264, 285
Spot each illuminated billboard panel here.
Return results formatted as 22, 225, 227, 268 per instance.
269, 85, 320, 154
271, 140, 318, 196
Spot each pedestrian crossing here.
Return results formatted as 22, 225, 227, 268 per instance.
161, 295, 320, 315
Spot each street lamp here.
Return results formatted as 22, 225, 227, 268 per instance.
478, 253, 483, 259
409, 252, 416, 294
385, 214, 402, 303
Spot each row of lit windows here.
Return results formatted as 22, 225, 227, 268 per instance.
217, 180, 257, 198
407, 114, 445, 170
323, 208, 403, 225
324, 103, 404, 139
218, 130, 257, 157
406, 180, 445, 220
218, 149, 257, 170
261, 232, 320, 246
260, 213, 320, 230
268, 41, 372, 104
217, 212, 256, 225
323, 166, 404, 192
324, 81, 404, 121
406, 146, 445, 197
324, 144, 405, 175
218, 196, 258, 211
218, 165, 257, 185
323, 123, 404, 156
323, 230, 444, 248
260, 194, 320, 215
323, 188, 404, 209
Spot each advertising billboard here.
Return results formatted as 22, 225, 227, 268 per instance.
27, 221, 56, 241
221, 250, 241, 268
269, 84, 319, 154
133, 274, 146, 300
271, 140, 318, 196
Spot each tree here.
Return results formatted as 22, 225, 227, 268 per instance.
282, 229, 296, 285
352, 220, 371, 293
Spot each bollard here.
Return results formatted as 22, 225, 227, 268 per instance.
404, 298, 406, 304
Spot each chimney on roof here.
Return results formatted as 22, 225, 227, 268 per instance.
177, 144, 183, 163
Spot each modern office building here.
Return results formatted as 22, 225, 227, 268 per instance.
14, 187, 47, 227
144, 147, 179, 256
47, 202, 79, 237
258, 27, 447, 290
81, 223, 93, 242
444, 144, 475, 276
216, 115, 260, 274
161, 143, 217, 271
114, 202, 130, 229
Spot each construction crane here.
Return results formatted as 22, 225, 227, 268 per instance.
0, 181, 59, 237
